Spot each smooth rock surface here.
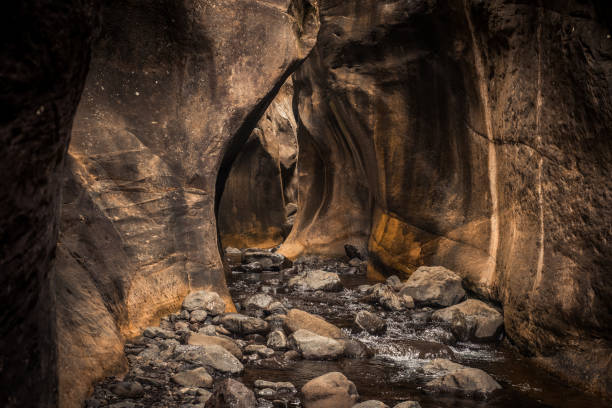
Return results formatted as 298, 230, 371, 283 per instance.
288, 270, 343, 292
205, 378, 256, 408
219, 314, 270, 335
183, 291, 227, 315
289, 329, 344, 360
354, 311, 386, 335
284, 309, 344, 339
187, 333, 243, 359
302, 372, 359, 408
172, 368, 213, 388
176, 345, 244, 375
432, 299, 504, 341
399, 267, 465, 307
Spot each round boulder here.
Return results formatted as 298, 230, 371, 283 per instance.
302, 372, 359, 408
399, 266, 465, 307
183, 290, 226, 315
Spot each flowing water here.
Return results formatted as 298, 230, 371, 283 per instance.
230, 265, 609, 408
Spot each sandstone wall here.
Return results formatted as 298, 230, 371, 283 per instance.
56, 0, 318, 406
280, 0, 612, 395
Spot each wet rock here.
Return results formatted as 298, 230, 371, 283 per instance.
172, 367, 213, 388
288, 329, 344, 360
243, 249, 291, 271
253, 380, 296, 393
365, 284, 404, 311
354, 311, 386, 335
288, 270, 343, 292
190, 310, 208, 323
183, 291, 227, 315
220, 313, 270, 335
344, 244, 362, 260
283, 350, 300, 360
187, 333, 243, 359
244, 344, 275, 358
267, 301, 287, 315
341, 339, 372, 359
241, 261, 264, 273
244, 293, 275, 313
393, 402, 421, 408
431, 299, 503, 341
302, 372, 359, 408
109, 381, 144, 398
205, 378, 256, 408
175, 344, 244, 374
422, 358, 464, 375
353, 401, 389, 408
399, 294, 415, 309
226, 247, 243, 265
267, 330, 288, 350
143, 326, 175, 339
386, 275, 402, 291
399, 266, 465, 307
284, 309, 344, 339
245, 333, 267, 343
425, 367, 502, 397
348, 258, 362, 267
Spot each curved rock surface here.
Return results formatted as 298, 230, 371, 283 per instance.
301, 372, 359, 408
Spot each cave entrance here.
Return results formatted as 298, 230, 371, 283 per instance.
216, 78, 298, 252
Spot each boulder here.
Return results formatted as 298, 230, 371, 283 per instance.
244, 344, 275, 358
267, 330, 288, 350
171, 367, 213, 388
425, 367, 502, 397
399, 266, 465, 307
143, 327, 175, 339
302, 372, 359, 408
341, 339, 372, 359
284, 309, 344, 339
354, 311, 386, 335
431, 299, 503, 341
365, 284, 404, 311
422, 358, 464, 375
219, 313, 270, 335
243, 293, 275, 313
353, 401, 389, 408
190, 310, 208, 323
243, 249, 291, 270
109, 381, 144, 398
183, 291, 227, 315
386, 275, 402, 291
175, 344, 244, 375
205, 378, 256, 408
288, 329, 344, 360
288, 270, 343, 292
225, 247, 243, 265
253, 380, 296, 393
266, 301, 287, 315
187, 333, 243, 359
241, 261, 264, 273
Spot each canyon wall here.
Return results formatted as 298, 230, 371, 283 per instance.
56, 0, 318, 406
281, 0, 612, 396
218, 80, 299, 249
0, 2, 98, 407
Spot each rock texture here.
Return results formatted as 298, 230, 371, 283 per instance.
278, 0, 612, 395
301, 372, 358, 408
0, 2, 99, 407
55, 1, 319, 406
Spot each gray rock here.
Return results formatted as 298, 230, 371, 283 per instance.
198, 325, 218, 336
219, 313, 270, 335
393, 402, 422, 408
342, 339, 372, 359
183, 291, 226, 315
244, 344, 275, 358
365, 284, 404, 311
225, 247, 243, 265
198, 389, 213, 404
204, 378, 256, 408
243, 293, 275, 312
425, 367, 502, 396
143, 326, 175, 339
353, 401, 389, 408
399, 266, 465, 307
288, 270, 343, 292
243, 249, 291, 270
288, 329, 344, 360
109, 381, 144, 398
172, 367, 213, 388
431, 299, 503, 341
175, 321, 191, 332
266, 301, 287, 315
354, 311, 386, 335
253, 380, 296, 392
242, 261, 264, 273
302, 372, 358, 408
284, 309, 344, 339
385, 275, 402, 291
266, 330, 288, 350
190, 309, 208, 323
187, 333, 243, 359
422, 358, 465, 375
175, 344, 244, 374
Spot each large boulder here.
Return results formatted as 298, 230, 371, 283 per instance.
243, 293, 275, 313
399, 267, 465, 307
187, 333, 243, 359
354, 311, 386, 335
284, 309, 344, 339
431, 299, 504, 341
219, 313, 270, 335
205, 378, 256, 408
288, 329, 344, 360
301, 372, 359, 408
175, 345, 244, 375
288, 270, 343, 292
183, 291, 227, 315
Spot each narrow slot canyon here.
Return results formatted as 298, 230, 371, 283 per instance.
1, 1, 611, 408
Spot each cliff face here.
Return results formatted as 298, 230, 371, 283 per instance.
280, 0, 612, 395
56, 0, 318, 406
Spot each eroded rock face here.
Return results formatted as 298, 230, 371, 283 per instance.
0, 2, 99, 407
56, 0, 319, 406
280, 0, 612, 395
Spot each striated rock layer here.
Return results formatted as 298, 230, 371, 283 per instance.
279, 0, 612, 396
57, 0, 319, 406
